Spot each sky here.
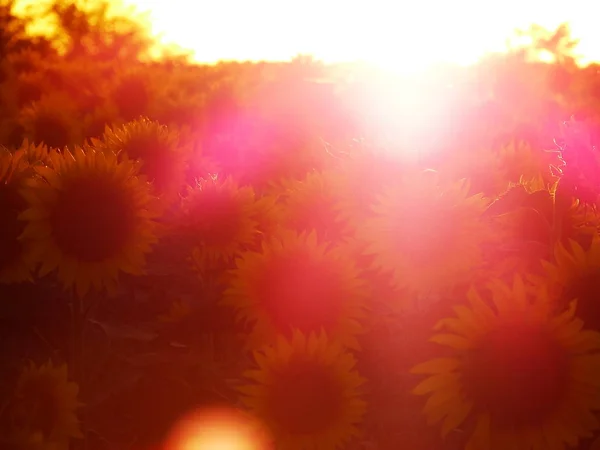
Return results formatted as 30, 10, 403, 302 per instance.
126, 0, 600, 71
15, 0, 600, 71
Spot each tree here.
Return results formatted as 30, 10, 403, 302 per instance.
512, 23, 579, 65
0, 0, 53, 58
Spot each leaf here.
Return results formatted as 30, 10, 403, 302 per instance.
501, 206, 553, 242
496, 239, 552, 259
488, 186, 554, 219
527, 189, 555, 221
89, 319, 157, 342
483, 184, 529, 217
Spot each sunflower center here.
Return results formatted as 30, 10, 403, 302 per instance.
287, 194, 342, 240
266, 359, 344, 434
50, 174, 137, 262
564, 272, 600, 331
0, 183, 26, 270
462, 320, 570, 428
391, 200, 454, 264
257, 251, 343, 336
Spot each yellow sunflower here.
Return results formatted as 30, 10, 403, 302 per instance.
360, 170, 491, 295
82, 103, 122, 141
0, 148, 37, 283
186, 152, 222, 182
411, 276, 600, 450
278, 170, 350, 243
20, 147, 159, 296
330, 148, 408, 228
222, 230, 368, 350
110, 68, 152, 120
238, 330, 367, 450
560, 197, 600, 243
98, 118, 187, 201
8, 361, 82, 447
15, 70, 49, 108
497, 139, 556, 185
18, 94, 81, 149
179, 175, 259, 269
18, 139, 50, 166
518, 173, 552, 194
440, 146, 508, 197
251, 192, 285, 238
542, 235, 600, 330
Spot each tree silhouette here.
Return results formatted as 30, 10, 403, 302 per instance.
513, 23, 579, 64
0, 0, 53, 59
29, 0, 154, 61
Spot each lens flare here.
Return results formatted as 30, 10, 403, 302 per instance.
164, 407, 272, 450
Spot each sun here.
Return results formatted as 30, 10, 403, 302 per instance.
117, 0, 564, 74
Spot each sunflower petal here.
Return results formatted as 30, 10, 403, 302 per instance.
411, 358, 460, 375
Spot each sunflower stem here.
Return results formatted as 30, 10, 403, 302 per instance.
70, 291, 88, 450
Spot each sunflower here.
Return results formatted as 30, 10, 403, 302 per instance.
560, 197, 600, 243
82, 103, 122, 141
18, 93, 81, 149
497, 139, 556, 185
179, 175, 259, 269
18, 139, 50, 166
542, 235, 600, 330
249, 192, 283, 238
411, 276, 600, 450
98, 118, 187, 200
360, 170, 491, 296
482, 181, 555, 279
110, 69, 151, 120
518, 173, 552, 194
330, 147, 408, 228
278, 170, 350, 243
0, 148, 37, 283
238, 330, 366, 450
15, 70, 49, 108
238, 138, 328, 189
185, 152, 222, 183
7, 361, 82, 447
0, 113, 27, 149
222, 230, 368, 349
20, 147, 159, 296
440, 145, 508, 197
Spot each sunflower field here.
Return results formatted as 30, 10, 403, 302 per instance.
5, 2, 600, 450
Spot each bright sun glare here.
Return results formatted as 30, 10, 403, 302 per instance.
120, 0, 599, 72
11, 0, 600, 71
